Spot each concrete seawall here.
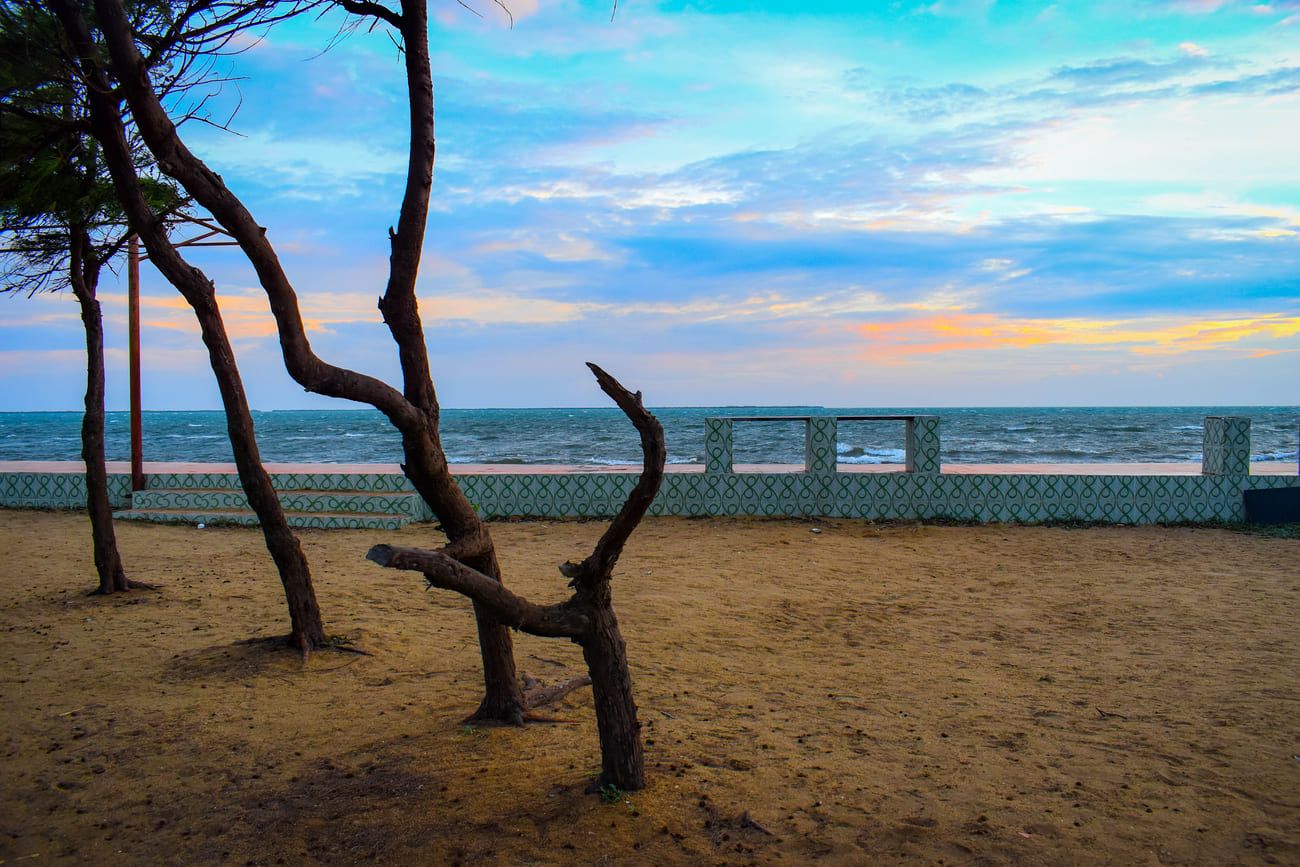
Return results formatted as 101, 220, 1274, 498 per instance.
2, 415, 1296, 526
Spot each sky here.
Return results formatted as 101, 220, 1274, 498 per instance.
2, 0, 1299, 410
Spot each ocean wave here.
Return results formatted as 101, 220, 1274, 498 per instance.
839, 447, 906, 464
6, 407, 1299, 464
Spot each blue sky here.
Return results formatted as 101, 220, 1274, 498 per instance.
3, 0, 1298, 409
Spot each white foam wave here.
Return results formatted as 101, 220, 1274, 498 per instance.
839, 447, 906, 464
1253, 450, 1298, 462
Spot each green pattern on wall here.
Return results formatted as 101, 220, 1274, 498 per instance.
1202, 416, 1251, 477
0, 472, 132, 508
3, 416, 1296, 526
806, 417, 838, 474
704, 418, 734, 474
907, 416, 941, 475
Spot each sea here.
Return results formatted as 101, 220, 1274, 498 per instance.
1, 407, 1297, 467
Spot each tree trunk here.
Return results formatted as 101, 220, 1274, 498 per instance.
580, 602, 645, 790
367, 364, 662, 788
81, 0, 523, 715
185, 292, 328, 652
52, 1, 329, 650
69, 235, 128, 595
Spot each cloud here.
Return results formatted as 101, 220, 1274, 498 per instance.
1190, 65, 1300, 94
471, 231, 622, 263
486, 175, 743, 210
421, 292, 594, 325
855, 311, 1300, 361
186, 129, 407, 200
974, 89, 1300, 186
1047, 54, 1210, 88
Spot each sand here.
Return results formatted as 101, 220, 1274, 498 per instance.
1, 510, 1297, 866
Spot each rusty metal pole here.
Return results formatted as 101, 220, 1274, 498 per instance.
128, 235, 145, 492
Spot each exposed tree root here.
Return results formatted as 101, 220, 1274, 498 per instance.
462, 673, 592, 727
523, 672, 592, 709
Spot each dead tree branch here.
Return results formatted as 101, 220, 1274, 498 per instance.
570, 362, 667, 587
368, 364, 666, 790
367, 544, 590, 638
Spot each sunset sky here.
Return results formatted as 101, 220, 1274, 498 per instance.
3, 0, 1298, 409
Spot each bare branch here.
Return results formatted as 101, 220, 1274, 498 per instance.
335, 0, 403, 29
453, 0, 485, 19
491, 0, 514, 29
571, 364, 666, 585
367, 544, 591, 638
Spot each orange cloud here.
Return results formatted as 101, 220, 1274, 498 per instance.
857, 312, 1300, 361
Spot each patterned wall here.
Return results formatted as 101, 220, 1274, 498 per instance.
2, 415, 1295, 526
906, 416, 941, 475
0, 472, 132, 509
460, 468, 1297, 523
805, 417, 838, 474
704, 418, 734, 474
1202, 416, 1251, 477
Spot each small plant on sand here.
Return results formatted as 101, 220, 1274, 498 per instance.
598, 783, 624, 805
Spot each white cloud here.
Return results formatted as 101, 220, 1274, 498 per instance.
472, 232, 621, 263
190, 129, 406, 198
975, 90, 1300, 187
492, 178, 742, 209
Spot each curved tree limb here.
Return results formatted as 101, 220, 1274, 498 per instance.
91, 0, 528, 721
90, 0, 425, 432
572, 363, 667, 586
367, 544, 591, 638
375, 0, 439, 413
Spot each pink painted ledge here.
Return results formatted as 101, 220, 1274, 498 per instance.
0, 460, 1295, 476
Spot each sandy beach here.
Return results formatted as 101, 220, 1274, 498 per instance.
1, 509, 1296, 865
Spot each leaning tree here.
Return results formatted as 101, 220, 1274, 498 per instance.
0, 0, 185, 594
58, 0, 668, 787
36, 0, 331, 651
69, 0, 555, 725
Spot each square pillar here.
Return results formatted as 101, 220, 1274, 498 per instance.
805, 416, 838, 474
906, 415, 941, 475
704, 418, 734, 474
1202, 416, 1250, 477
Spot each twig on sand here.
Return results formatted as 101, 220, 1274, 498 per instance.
1096, 707, 1128, 720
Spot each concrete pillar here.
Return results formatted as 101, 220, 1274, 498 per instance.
1202, 416, 1250, 477
704, 418, 734, 474
805, 416, 838, 474
906, 415, 941, 475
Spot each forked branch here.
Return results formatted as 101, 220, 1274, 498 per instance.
367, 544, 590, 638
572, 363, 667, 585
